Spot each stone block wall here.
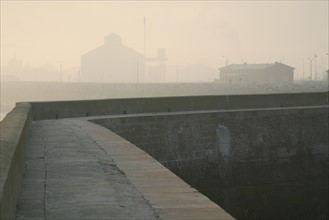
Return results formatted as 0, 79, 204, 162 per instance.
92, 106, 328, 219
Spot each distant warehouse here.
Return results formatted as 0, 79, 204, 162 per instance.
81, 33, 145, 83
219, 62, 295, 84
81, 33, 167, 83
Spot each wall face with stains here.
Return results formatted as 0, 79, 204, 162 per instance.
92, 106, 328, 219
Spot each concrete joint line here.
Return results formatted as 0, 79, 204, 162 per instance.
42, 136, 47, 220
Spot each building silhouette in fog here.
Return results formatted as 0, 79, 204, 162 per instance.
81, 33, 145, 83
219, 62, 295, 84
146, 48, 167, 82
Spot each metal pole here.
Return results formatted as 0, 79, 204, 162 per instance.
302, 58, 304, 80
314, 54, 317, 80
309, 58, 312, 80
326, 53, 329, 82
137, 62, 139, 84
144, 17, 146, 58
60, 64, 62, 82
310, 59, 312, 81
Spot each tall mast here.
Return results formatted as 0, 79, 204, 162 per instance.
144, 16, 146, 58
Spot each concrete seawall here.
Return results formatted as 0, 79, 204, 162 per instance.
1, 92, 327, 219
92, 106, 328, 219
31, 92, 328, 120
77, 120, 234, 219
0, 103, 31, 219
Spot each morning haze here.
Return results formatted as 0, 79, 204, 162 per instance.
1, 1, 328, 117
1, 2, 328, 220
1, 1, 328, 80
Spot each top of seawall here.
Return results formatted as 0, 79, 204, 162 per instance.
2, 91, 328, 219
28, 92, 328, 120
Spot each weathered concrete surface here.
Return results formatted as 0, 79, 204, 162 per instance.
93, 105, 328, 219
16, 119, 160, 220
78, 120, 233, 219
31, 92, 328, 120
0, 103, 31, 220
16, 119, 233, 220
6, 92, 327, 220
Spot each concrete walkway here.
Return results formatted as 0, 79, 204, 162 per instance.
16, 119, 159, 220
16, 118, 233, 220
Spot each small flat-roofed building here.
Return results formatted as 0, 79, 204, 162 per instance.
219, 62, 295, 84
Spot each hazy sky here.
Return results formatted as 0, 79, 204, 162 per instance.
1, 1, 328, 74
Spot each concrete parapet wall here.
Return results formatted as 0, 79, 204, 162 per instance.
0, 103, 31, 220
78, 120, 234, 219
1, 92, 328, 219
92, 106, 328, 219
31, 92, 328, 120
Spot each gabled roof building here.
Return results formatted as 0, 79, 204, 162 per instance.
219, 62, 295, 84
81, 33, 145, 83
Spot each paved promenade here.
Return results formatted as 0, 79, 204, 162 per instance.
16, 118, 233, 220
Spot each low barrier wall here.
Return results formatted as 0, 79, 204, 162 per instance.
92, 106, 329, 219
0, 92, 328, 219
31, 92, 328, 120
0, 103, 31, 220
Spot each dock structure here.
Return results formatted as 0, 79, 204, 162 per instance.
1, 92, 327, 219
